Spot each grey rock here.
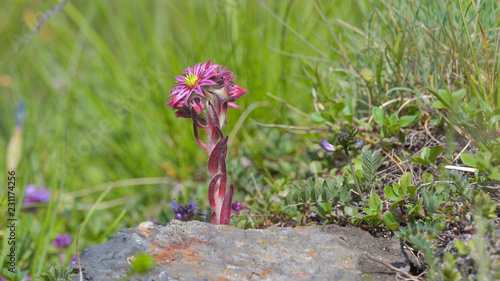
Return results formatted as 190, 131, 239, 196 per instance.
74, 220, 412, 281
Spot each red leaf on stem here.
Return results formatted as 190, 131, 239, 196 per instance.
208, 136, 228, 175
220, 184, 234, 225
192, 114, 208, 153
219, 154, 227, 198
208, 174, 222, 209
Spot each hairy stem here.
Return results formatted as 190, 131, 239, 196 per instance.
345, 149, 363, 200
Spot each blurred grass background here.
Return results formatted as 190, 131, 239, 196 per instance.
0, 0, 364, 277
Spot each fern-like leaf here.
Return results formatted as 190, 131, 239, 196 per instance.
362, 148, 384, 183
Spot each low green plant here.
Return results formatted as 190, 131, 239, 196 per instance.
372, 107, 419, 138
37, 265, 75, 281
461, 151, 500, 183
411, 146, 443, 167
130, 253, 156, 275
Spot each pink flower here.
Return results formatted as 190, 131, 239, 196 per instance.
23, 184, 51, 206
52, 233, 72, 248
167, 60, 219, 109
222, 82, 246, 102
167, 60, 247, 118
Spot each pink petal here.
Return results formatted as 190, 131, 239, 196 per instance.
227, 102, 241, 109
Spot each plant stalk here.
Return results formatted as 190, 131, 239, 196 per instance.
344, 149, 363, 200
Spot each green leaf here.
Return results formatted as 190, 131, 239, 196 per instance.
420, 147, 430, 160
236, 219, 247, 228
460, 153, 478, 167
316, 203, 332, 216
422, 172, 434, 184
344, 206, 358, 216
310, 185, 318, 202
369, 193, 382, 212
286, 206, 297, 218
455, 239, 469, 255
329, 102, 345, 119
432, 100, 446, 109
428, 146, 443, 163
388, 113, 398, 125
488, 166, 500, 181
411, 156, 430, 166
452, 89, 467, 104
341, 185, 351, 203
372, 107, 386, 125
399, 115, 417, 127
422, 188, 439, 214
383, 212, 400, 230
300, 186, 308, 202
311, 112, 326, 124
392, 183, 404, 197
292, 186, 300, 204
400, 172, 412, 189
438, 89, 453, 107
363, 213, 381, 220
384, 185, 399, 201
321, 184, 329, 202
407, 185, 419, 200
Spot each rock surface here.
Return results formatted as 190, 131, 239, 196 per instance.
74, 220, 412, 281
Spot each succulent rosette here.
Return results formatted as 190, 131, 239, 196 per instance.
166, 60, 247, 225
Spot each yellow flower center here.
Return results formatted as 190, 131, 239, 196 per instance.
184, 73, 199, 87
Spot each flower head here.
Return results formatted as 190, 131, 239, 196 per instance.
70, 254, 78, 265
52, 233, 72, 248
168, 198, 200, 221
167, 60, 219, 110
23, 184, 51, 206
321, 127, 364, 153
167, 60, 246, 119
231, 200, 248, 214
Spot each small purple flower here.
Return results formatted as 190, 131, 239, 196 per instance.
321, 140, 343, 152
70, 254, 78, 265
231, 200, 248, 214
168, 198, 200, 221
0, 275, 6, 281
52, 233, 72, 248
355, 139, 364, 148
23, 184, 51, 206
23, 275, 31, 281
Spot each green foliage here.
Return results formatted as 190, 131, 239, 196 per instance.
361, 148, 383, 183
411, 146, 443, 167
37, 265, 75, 281
442, 253, 462, 281
384, 172, 421, 214
472, 191, 498, 219
130, 253, 156, 275
372, 107, 419, 137
430, 89, 467, 110
279, 178, 343, 208
461, 151, 500, 183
